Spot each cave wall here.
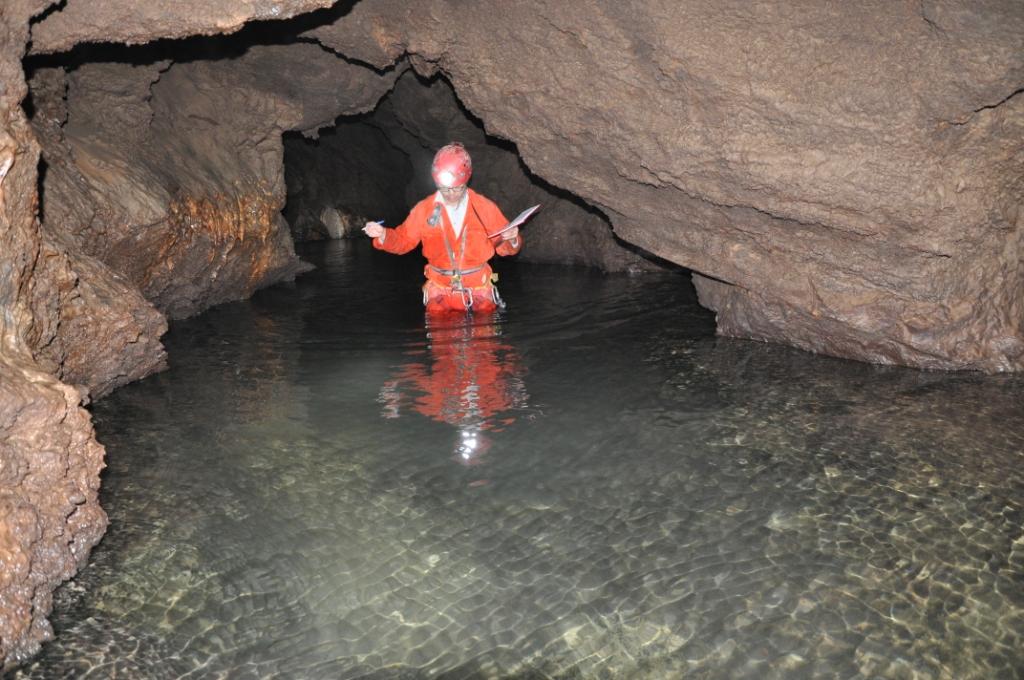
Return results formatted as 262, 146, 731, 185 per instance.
1, 0, 107, 669
304, 0, 1024, 371
285, 70, 654, 271
29, 0, 340, 54
31, 40, 397, 319
26, 66, 169, 399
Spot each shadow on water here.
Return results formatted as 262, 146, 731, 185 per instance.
12, 240, 1024, 679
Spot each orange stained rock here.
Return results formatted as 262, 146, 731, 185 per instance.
167, 183, 278, 247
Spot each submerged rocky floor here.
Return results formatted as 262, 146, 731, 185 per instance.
14, 241, 1024, 679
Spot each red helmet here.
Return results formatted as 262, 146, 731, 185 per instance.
431, 143, 472, 188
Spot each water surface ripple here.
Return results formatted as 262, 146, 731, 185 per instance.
14, 241, 1024, 679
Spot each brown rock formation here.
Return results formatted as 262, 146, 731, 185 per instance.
1, 1, 106, 669
24, 229, 169, 399
305, 0, 1024, 371
0, 360, 107, 671
26, 67, 168, 398
32, 41, 396, 319
29, 0, 339, 55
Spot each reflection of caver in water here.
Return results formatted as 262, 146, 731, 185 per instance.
378, 320, 529, 465
362, 143, 523, 314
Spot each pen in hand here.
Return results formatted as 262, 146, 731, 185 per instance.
362, 219, 386, 238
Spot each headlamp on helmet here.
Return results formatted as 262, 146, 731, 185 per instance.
431, 142, 472, 189
436, 170, 457, 188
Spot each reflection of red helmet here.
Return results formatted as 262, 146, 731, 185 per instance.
431, 143, 472, 188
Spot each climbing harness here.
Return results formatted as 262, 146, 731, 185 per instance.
428, 265, 484, 277
418, 195, 511, 314
429, 263, 485, 308
427, 204, 503, 312
438, 201, 476, 307
492, 284, 507, 310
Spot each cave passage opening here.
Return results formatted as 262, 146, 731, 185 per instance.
22, 14, 692, 328
281, 66, 675, 278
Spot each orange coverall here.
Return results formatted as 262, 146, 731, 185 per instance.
372, 189, 522, 314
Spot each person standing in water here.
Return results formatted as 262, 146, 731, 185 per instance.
362, 142, 522, 314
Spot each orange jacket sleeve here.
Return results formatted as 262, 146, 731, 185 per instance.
373, 200, 429, 255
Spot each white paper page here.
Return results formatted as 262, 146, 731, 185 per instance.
491, 204, 540, 236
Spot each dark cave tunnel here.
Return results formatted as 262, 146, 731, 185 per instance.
281, 68, 670, 276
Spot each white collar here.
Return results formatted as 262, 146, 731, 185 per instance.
434, 190, 468, 212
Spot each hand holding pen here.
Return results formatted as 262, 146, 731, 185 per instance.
362, 219, 385, 239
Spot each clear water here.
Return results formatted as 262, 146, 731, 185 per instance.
13, 240, 1024, 679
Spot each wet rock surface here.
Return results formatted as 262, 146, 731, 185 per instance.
1, 3, 106, 670
23, 66, 168, 394
25, 229, 168, 399
0, 360, 108, 672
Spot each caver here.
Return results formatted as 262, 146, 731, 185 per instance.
363, 143, 523, 314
